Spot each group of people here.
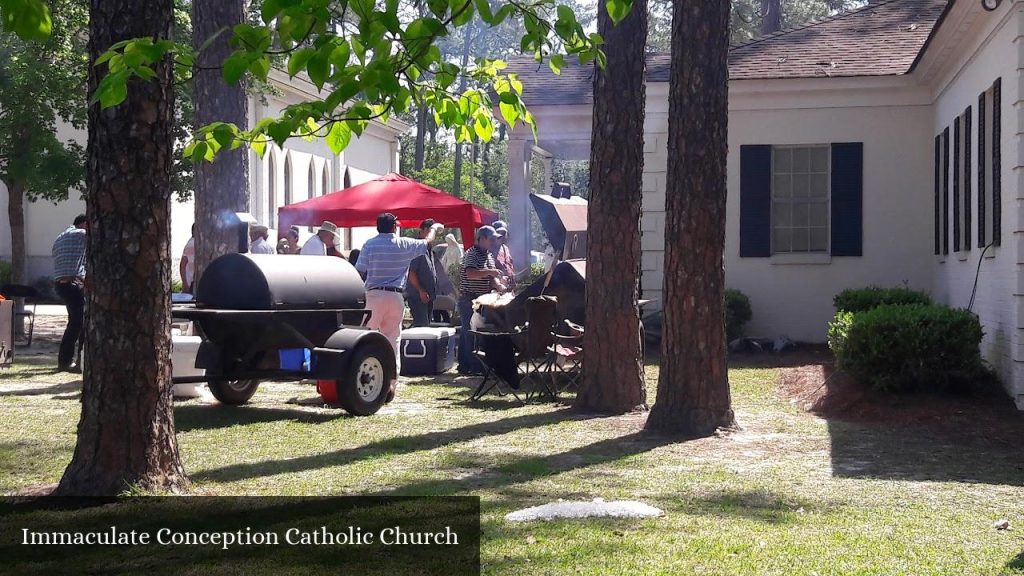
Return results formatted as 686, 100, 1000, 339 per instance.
353, 214, 517, 402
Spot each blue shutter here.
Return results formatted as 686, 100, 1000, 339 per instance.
830, 143, 863, 257
740, 145, 772, 257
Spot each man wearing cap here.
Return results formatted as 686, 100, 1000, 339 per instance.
457, 225, 503, 375
301, 221, 340, 255
405, 219, 439, 328
356, 213, 443, 400
249, 224, 276, 254
490, 220, 516, 291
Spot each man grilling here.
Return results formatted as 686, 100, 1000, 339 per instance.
405, 219, 439, 328
356, 213, 443, 401
457, 226, 504, 375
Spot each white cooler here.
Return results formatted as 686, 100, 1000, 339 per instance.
171, 334, 205, 398
400, 327, 457, 376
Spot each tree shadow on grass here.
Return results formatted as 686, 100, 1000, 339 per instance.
174, 404, 345, 433
1007, 550, 1024, 572
370, 432, 675, 498
0, 380, 82, 396
192, 408, 596, 483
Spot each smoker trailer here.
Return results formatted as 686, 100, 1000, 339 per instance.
171, 253, 395, 416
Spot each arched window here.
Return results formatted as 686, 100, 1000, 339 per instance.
322, 164, 330, 195
308, 161, 316, 198
267, 151, 277, 228
283, 153, 293, 207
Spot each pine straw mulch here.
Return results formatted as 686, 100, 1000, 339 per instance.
766, 345, 1024, 448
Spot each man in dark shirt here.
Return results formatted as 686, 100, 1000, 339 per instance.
51, 214, 88, 372
405, 220, 438, 327
457, 226, 501, 374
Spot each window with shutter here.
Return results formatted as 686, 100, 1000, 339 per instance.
963, 106, 972, 252
992, 77, 1001, 246
739, 143, 862, 258
978, 91, 987, 248
934, 134, 941, 255
942, 127, 949, 255
953, 116, 961, 252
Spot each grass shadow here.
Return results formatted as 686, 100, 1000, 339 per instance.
193, 407, 593, 483
0, 380, 82, 396
174, 404, 345, 433
1007, 550, 1024, 572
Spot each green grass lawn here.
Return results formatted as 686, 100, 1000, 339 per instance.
2, 355, 1023, 575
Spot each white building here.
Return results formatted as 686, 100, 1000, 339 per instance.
505, 0, 1024, 406
1, 69, 409, 282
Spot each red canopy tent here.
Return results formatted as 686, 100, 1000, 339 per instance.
277, 173, 497, 249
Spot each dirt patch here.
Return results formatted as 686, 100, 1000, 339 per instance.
774, 346, 1024, 447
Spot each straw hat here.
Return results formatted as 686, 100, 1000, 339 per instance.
319, 221, 341, 242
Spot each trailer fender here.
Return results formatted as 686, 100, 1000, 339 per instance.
313, 328, 394, 379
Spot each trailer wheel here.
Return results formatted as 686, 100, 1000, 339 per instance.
208, 379, 260, 405
337, 341, 392, 416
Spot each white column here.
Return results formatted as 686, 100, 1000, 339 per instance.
507, 138, 532, 270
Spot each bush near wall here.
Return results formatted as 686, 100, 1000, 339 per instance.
828, 303, 984, 393
833, 286, 931, 313
0, 260, 11, 286
725, 289, 752, 342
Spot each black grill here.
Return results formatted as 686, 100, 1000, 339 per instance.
195, 254, 366, 310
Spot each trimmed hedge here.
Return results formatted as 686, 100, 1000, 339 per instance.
828, 304, 984, 393
725, 289, 752, 341
833, 286, 931, 313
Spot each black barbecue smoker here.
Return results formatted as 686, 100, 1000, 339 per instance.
171, 253, 395, 416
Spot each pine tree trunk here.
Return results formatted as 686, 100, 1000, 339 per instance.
414, 106, 427, 171
192, 0, 250, 281
573, 0, 647, 415
4, 178, 27, 334
54, 0, 187, 496
5, 178, 26, 285
451, 21, 474, 198
760, 0, 782, 35
646, 0, 735, 437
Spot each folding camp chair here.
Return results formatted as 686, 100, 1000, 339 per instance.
518, 296, 560, 400
468, 330, 524, 403
548, 319, 584, 394
0, 284, 40, 346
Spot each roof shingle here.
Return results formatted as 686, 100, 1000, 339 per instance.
507, 0, 950, 107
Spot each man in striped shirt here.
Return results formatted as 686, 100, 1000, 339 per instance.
457, 226, 503, 374
356, 213, 443, 400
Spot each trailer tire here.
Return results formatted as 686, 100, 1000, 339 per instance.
208, 379, 260, 405
337, 341, 392, 416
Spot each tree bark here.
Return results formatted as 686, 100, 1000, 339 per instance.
760, 0, 782, 35
5, 178, 25, 286
646, 0, 735, 437
4, 178, 27, 334
414, 106, 427, 171
54, 0, 187, 496
573, 0, 647, 415
192, 0, 250, 281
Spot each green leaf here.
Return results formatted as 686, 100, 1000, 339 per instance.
2, 0, 51, 41
549, 54, 565, 75
248, 56, 270, 80
287, 47, 316, 77
499, 102, 519, 127
307, 50, 330, 89
606, 0, 633, 25
222, 52, 249, 84
95, 70, 129, 108
325, 121, 352, 154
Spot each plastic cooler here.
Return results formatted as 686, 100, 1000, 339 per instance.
171, 335, 205, 398
399, 327, 457, 376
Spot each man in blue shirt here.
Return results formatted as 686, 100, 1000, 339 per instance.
51, 214, 88, 372
356, 213, 443, 401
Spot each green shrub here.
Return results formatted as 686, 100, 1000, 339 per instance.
171, 279, 183, 293
725, 289, 752, 341
0, 260, 11, 286
833, 286, 931, 313
830, 304, 984, 393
